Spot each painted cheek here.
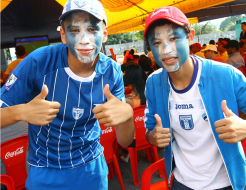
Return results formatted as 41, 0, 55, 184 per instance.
175, 29, 189, 68
66, 33, 79, 59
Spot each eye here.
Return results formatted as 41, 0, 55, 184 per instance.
88, 27, 98, 33
152, 41, 161, 46
170, 37, 179, 41
69, 29, 80, 33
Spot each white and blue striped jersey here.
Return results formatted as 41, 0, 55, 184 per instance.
0, 44, 125, 169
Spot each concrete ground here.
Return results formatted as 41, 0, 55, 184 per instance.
108, 148, 165, 190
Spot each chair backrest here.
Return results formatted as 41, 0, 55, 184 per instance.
141, 158, 168, 190
0, 135, 29, 189
100, 124, 116, 161
1, 175, 15, 190
133, 105, 149, 148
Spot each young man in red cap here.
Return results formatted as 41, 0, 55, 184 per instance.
191, 43, 205, 58
0, 0, 134, 189
217, 39, 229, 62
143, 6, 246, 190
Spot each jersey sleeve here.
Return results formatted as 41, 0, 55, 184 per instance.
0, 56, 37, 108
144, 78, 156, 132
111, 69, 126, 103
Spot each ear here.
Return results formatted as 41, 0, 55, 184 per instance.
102, 27, 108, 43
188, 29, 195, 46
60, 27, 67, 44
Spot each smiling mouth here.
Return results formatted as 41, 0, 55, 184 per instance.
78, 49, 94, 55
162, 57, 178, 64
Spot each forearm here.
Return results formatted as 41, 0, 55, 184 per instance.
115, 114, 135, 147
1, 104, 25, 128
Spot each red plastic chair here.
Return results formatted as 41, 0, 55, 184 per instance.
120, 105, 160, 186
100, 124, 125, 190
0, 135, 29, 190
1, 175, 15, 190
238, 66, 246, 76
140, 158, 169, 190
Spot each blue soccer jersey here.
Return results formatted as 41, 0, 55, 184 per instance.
0, 44, 125, 169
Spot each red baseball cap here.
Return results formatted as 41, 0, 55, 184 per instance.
191, 43, 203, 50
143, 6, 190, 38
216, 40, 227, 46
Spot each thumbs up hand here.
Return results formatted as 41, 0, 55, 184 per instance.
214, 100, 246, 144
21, 85, 61, 126
92, 84, 133, 127
148, 114, 171, 147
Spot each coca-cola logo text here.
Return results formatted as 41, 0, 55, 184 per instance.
102, 128, 113, 134
5, 146, 24, 159
135, 116, 146, 122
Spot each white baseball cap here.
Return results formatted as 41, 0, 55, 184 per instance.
201, 44, 218, 52
59, 0, 107, 25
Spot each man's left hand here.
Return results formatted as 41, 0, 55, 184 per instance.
214, 100, 246, 144
92, 84, 133, 127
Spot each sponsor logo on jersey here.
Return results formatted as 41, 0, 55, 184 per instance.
5, 146, 24, 159
175, 104, 194, 109
102, 127, 113, 134
74, 0, 89, 8
202, 113, 208, 121
72, 108, 84, 120
135, 115, 146, 122
5, 73, 18, 91
179, 115, 194, 130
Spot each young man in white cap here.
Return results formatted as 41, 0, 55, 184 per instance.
0, 0, 134, 189
143, 6, 246, 190
201, 44, 226, 63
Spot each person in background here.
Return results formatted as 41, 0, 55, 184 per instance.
121, 63, 147, 162
239, 41, 246, 56
138, 56, 154, 76
3, 45, 27, 83
143, 5, 246, 190
216, 39, 229, 62
190, 43, 205, 58
209, 40, 215, 45
201, 44, 226, 63
0, 0, 135, 189
202, 44, 207, 49
224, 40, 245, 68
240, 22, 246, 43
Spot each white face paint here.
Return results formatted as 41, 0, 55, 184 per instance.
63, 12, 104, 64
148, 24, 189, 72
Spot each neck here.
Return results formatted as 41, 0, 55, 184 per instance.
168, 57, 194, 90
17, 55, 25, 59
67, 49, 98, 78
219, 49, 225, 54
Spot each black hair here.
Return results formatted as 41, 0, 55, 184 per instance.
242, 22, 246, 26
209, 40, 215, 45
138, 57, 153, 76
144, 19, 190, 52
239, 41, 245, 48
123, 63, 147, 105
15, 45, 26, 56
129, 49, 135, 55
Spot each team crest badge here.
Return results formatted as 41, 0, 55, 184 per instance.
5, 73, 18, 91
179, 115, 194, 130
74, 0, 89, 8
73, 108, 84, 120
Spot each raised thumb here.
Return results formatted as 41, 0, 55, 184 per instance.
221, 100, 235, 117
37, 85, 48, 100
154, 114, 163, 128
103, 84, 114, 100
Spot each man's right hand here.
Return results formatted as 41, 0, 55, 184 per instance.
21, 85, 61, 126
147, 114, 171, 147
